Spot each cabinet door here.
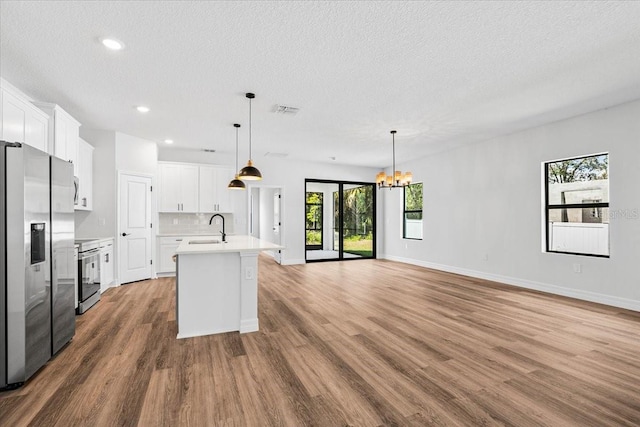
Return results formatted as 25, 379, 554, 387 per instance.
76, 139, 93, 210
1, 89, 26, 143
215, 168, 234, 212
66, 119, 79, 176
179, 165, 199, 212
198, 165, 216, 212
100, 245, 114, 292
159, 163, 182, 212
54, 115, 68, 160
26, 109, 48, 153
159, 242, 181, 273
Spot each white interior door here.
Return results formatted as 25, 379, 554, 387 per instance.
119, 173, 152, 284
273, 191, 282, 264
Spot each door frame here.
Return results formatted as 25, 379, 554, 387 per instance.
117, 171, 155, 285
245, 184, 285, 265
305, 178, 377, 263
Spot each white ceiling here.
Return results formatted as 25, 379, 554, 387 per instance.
1, 1, 640, 168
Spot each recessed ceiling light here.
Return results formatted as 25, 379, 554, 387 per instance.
101, 38, 124, 51
136, 106, 150, 113
164, 139, 174, 144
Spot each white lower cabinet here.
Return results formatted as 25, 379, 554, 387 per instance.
99, 239, 115, 292
158, 236, 185, 274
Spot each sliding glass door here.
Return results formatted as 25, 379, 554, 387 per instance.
305, 179, 376, 262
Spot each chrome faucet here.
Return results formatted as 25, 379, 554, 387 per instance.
208, 214, 226, 242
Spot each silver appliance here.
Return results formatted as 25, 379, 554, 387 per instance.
75, 238, 100, 314
51, 155, 76, 354
1, 141, 76, 389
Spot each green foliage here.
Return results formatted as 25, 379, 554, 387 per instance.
306, 230, 322, 245
548, 154, 608, 184
341, 186, 373, 237
404, 183, 423, 211
306, 192, 323, 230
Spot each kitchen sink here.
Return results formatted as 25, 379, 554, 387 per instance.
188, 240, 221, 245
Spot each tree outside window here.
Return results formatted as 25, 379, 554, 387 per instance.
306, 192, 323, 248
403, 183, 423, 239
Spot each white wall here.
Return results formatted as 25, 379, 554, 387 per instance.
75, 130, 117, 239
76, 130, 159, 284
382, 99, 640, 311
115, 132, 158, 175
239, 158, 379, 265
158, 147, 380, 264
258, 187, 276, 244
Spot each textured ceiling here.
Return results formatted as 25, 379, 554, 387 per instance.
1, 1, 640, 167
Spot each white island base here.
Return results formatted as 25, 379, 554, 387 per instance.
175, 235, 282, 339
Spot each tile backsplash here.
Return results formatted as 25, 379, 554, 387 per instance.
159, 213, 235, 235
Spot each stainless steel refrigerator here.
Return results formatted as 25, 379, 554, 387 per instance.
1, 141, 75, 389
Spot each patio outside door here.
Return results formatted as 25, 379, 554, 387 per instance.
305, 179, 376, 262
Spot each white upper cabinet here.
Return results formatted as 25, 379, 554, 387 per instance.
158, 162, 199, 212
199, 166, 235, 213
32, 101, 81, 175
76, 138, 93, 211
0, 81, 49, 152
159, 162, 236, 213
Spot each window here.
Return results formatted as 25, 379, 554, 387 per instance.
545, 153, 609, 257
305, 192, 323, 249
403, 183, 423, 239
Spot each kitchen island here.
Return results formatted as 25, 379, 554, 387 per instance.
174, 235, 283, 339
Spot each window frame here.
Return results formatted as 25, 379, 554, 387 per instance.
544, 153, 609, 258
403, 182, 423, 240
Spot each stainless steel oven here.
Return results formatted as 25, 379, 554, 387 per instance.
76, 239, 100, 314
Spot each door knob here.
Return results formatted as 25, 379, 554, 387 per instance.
122, 232, 130, 237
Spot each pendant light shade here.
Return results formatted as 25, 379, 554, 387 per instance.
375, 130, 412, 189
239, 92, 263, 181
228, 123, 246, 190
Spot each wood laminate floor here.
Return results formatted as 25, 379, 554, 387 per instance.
1, 257, 639, 426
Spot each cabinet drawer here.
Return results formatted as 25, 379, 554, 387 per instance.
159, 236, 186, 245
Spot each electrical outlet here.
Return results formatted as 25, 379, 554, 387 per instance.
173, 218, 178, 225
573, 263, 582, 273
245, 267, 254, 280
99, 218, 106, 226
483, 253, 489, 261
215, 218, 221, 225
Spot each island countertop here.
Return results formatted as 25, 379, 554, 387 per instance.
175, 235, 283, 255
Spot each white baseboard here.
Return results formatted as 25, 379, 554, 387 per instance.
281, 258, 305, 266
382, 254, 640, 312
240, 318, 259, 333
156, 272, 176, 278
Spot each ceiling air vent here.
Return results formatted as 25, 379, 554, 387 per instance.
274, 105, 300, 115
202, 149, 216, 153
265, 152, 288, 158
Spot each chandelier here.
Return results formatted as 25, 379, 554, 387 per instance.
375, 130, 412, 189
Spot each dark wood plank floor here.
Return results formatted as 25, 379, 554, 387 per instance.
2, 256, 639, 426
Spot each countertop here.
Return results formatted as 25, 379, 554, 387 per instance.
157, 233, 234, 237
175, 235, 283, 255
74, 237, 114, 244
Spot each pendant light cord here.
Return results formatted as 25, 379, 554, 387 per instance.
248, 97, 252, 160
235, 126, 239, 172
392, 131, 396, 178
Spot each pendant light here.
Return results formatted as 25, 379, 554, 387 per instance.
238, 92, 262, 180
375, 130, 412, 189
228, 123, 246, 190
